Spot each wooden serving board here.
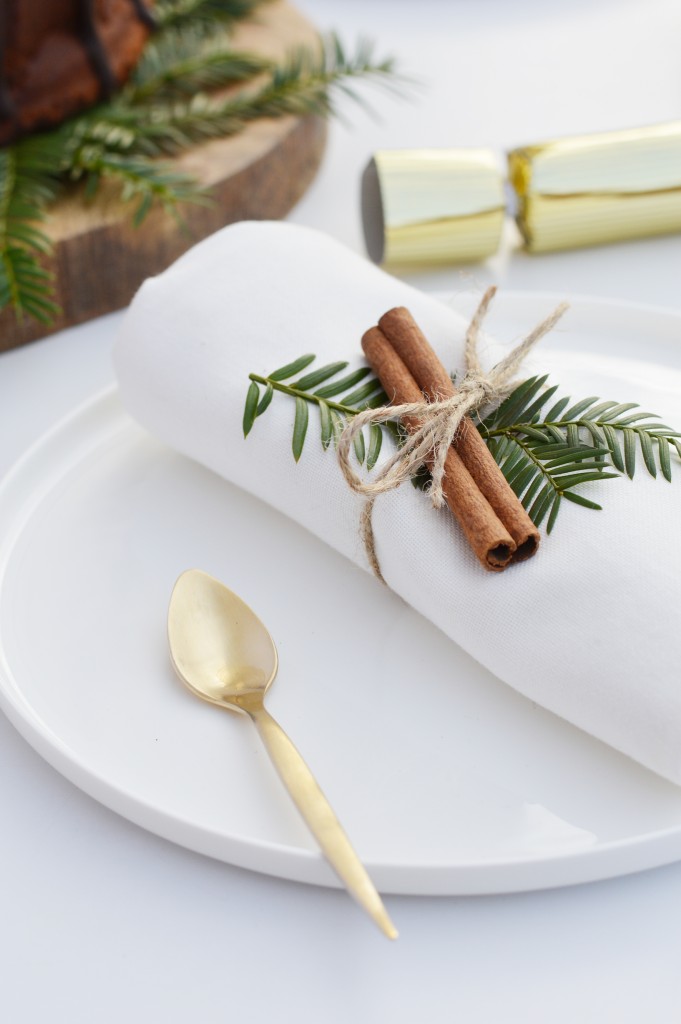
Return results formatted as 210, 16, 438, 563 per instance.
0, 1, 327, 351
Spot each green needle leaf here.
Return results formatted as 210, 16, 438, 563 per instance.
518, 383, 559, 425
583, 421, 607, 448
602, 424, 624, 472
554, 471, 620, 489
329, 409, 346, 448
518, 425, 551, 442
410, 463, 432, 491
546, 494, 562, 534
270, 354, 316, 382
545, 447, 610, 469
545, 424, 568, 443
597, 402, 640, 422
529, 484, 555, 527
638, 429, 657, 477
521, 474, 544, 510
623, 427, 637, 478
256, 383, 273, 416
353, 426, 366, 464
583, 400, 620, 419
314, 367, 371, 398
567, 423, 581, 447
505, 454, 533, 489
343, 378, 384, 407
510, 463, 538, 498
242, 380, 259, 436
489, 375, 548, 429
561, 396, 600, 420
499, 444, 526, 477
562, 491, 603, 511
365, 389, 389, 409
292, 397, 309, 461
659, 437, 672, 482
544, 395, 571, 422
617, 411, 661, 425
319, 399, 333, 449
366, 423, 383, 470
551, 461, 615, 477
293, 360, 348, 390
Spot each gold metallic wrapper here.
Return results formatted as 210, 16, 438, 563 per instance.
508, 121, 681, 253
362, 149, 505, 266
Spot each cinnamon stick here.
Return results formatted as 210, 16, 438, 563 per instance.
362, 327, 515, 571
378, 307, 540, 562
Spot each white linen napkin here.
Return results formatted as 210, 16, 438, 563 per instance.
114, 221, 681, 783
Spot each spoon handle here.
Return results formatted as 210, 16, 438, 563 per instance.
246, 704, 397, 940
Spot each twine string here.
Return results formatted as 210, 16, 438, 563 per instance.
336, 287, 569, 582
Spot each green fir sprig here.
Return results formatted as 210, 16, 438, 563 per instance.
0, 140, 62, 323
476, 373, 681, 531
154, 0, 262, 31
244, 353, 392, 466
243, 356, 681, 533
0, 0, 403, 325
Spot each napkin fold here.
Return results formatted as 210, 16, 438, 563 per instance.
114, 221, 681, 783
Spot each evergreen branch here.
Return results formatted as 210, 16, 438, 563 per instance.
154, 0, 265, 31
127, 25, 271, 102
480, 375, 681, 483
243, 358, 387, 465
244, 359, 681, 531
0, 143, 62, 321
0, 5, 404, 327
88, 34, 403, 159
33, 34, 402, 169
247, 370, 374, 417
66, 147, 207, 224
231, 33, 404, 122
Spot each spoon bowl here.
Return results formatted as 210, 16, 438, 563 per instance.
167, 569, 397, 939
168, 570, 277, 710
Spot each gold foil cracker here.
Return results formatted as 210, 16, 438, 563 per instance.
362, 148, 505, 266
362, 123, 681, 264
508, 121, 681, 253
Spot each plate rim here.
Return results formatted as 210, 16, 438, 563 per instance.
2, 289, 681, 896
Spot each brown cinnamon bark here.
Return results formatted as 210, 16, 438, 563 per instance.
362, 327, 516, 571
378, 307, 539, 562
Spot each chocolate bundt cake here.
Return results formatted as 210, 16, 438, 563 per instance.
0, 0, 155, 144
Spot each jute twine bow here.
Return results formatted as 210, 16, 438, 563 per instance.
337, 287, 569, 582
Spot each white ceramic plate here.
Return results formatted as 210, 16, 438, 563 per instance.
3, 291, 681, 897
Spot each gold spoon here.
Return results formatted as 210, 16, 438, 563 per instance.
167, 568, 397, 940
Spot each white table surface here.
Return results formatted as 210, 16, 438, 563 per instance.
2, 1, 681, 1019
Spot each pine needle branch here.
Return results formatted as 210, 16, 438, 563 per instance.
0, 141, 62, 322
478, 374, 681, 530
244, 359, 681, 529
126, 25, 271, 102
89, 34, 403, 159
244, 355, 387, 465
71, 149, 208, 225
0, 2, 404, 327
154, 0, 265, 32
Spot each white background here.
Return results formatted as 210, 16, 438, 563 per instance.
2, 1, 681, 1019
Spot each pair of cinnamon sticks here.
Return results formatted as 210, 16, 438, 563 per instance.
362, 308, 539, 571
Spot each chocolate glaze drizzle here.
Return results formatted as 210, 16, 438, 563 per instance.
0, 3, 15, 121
130, 0, 157, 30
79, 0, 117, 98
0, 0, 157, 132
79, 0, 156, 99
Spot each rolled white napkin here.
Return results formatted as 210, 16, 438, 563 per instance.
114, 221, 681, 783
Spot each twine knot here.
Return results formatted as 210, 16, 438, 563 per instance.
336, 287, 569, 582
461, 374, 496, 401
